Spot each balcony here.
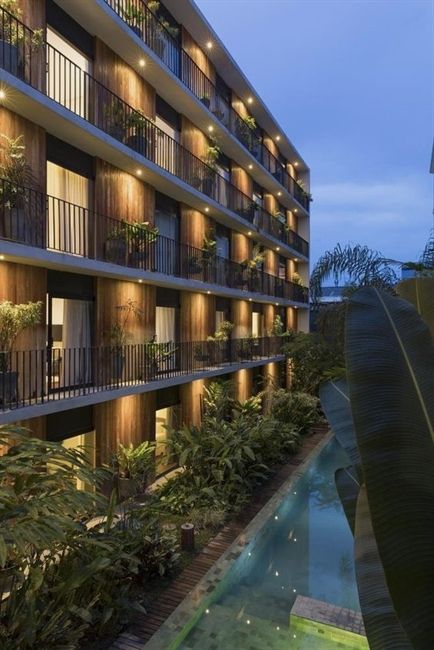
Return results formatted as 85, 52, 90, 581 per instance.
103, 0, 311, 212
0, 336, 285, 414
0, 179, 309, 304
0, 6, 309, 256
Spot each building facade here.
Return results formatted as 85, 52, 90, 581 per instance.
0, 0, 310, 477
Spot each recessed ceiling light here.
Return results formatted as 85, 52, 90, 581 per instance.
206, 41, 213, 50
247, 97, 253, 104
249, 298, 252, 302
247, 231, 252, 236
276, 135, 281, 141
294, 161, 299, 167
0, 255, 4, 260
277, 191, 282, 197
138, 279, 143, 283
139, 59, 146, 67
207, 290, 211, 294
207, 125, 214, 133
294, 258, 298, 262
248, 164, 253, 170
276, 246, 280, 251
275, 302, 279, 306
294, 208, 298, 213
204, 207, 210, 213
0, 89, 6, 101
136, 169, 142, 176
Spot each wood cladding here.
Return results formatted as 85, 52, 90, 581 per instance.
17, 415, 46, 440
180, 292, 215, 341
180, 205, 210, 249
263, 303, 276, 335
95, 159, 155, 224
0, 108, 46, 190
231, 166, 252, 197
95, 392, 156, 465
231, 299, 251, 339
180, 378, 207, 427
231, 232, 250, 264
286, 306, 298, 331
182, 29, 216, 84
95, 278, 156, 346
233, 368, 253, 403
93, 39, 155, 117
181, 116, 208, 160
265, 250, 278, 277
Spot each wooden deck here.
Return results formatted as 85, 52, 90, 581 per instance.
111, 424, 330, 649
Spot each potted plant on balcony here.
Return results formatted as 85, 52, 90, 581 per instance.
201, 320, 234, 364
107, 299, 142, 381
242, 243, 265, 287
201, 231, 216, 276
122, 2, 145, 38
0, 134, 40, 243
105, 221, 128, 264
115, 440, 155, 500
0, 2, 44, 77
127, 221, 159, 266
237, 335, 256, 361
125, 110, 149, 156
142, 336, 177, 378
104, 96, 127, 142
0, 300, 42, 405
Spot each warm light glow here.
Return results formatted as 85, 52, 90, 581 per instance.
206, 41, 213, 49
136, 169, 142, 176
0, 89, 6, 101
276, 247, 280, 251
294, 258, 298, 262
276, 627, 280, 631
276, 135, 281, 141
204, 207, 210, 213
246, 620, 251, 625
294, 161, 299, 167
275, 303, 279, 306
248, 164, 253, 170
207, 290, 211, 294
205, 609, 210, 614
294, 208, 298, 213
249, 298, 252, 302
138, 279, 143, 283
0, 255, 4, 260
139, 59, 146, 67
247, 231, 252, 236
247, 97, 253, 104
207, 125, 214, 133
277, 191, 282, 197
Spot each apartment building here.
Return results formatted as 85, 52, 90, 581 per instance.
0, 0, 310, 477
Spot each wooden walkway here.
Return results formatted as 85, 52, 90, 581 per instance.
111, 424, 329, 649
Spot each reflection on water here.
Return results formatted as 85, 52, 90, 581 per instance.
179, 439, 361, 649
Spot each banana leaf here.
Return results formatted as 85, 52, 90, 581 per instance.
354, 485, 411, 649
346, 286, 434, 648
396, 277, 434, 335
320, 378, 361, 472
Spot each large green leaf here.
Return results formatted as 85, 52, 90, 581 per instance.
320, 379, 361, 471
335, 466, 360, 535
396, 277, 434, 335
354, 485, 411, 649
346, 287, 434, 648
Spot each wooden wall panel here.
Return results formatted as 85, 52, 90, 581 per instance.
264, 193, 277, 217
21, 0, 46, 29
288, 209, 297, 232
233, 368, 252, 403
180, 378, 208, 426
180, 205, 210, 249
265, 249, 278, 277
95, 159, 155, 223
95, 278, 156, 346
231, 166, 252, 196
232, 92, 248, 120
94, 39, 155, 117
231, 299, 251, 339
182, 30, 216, 84
180, 292, 215, 341
95, 392, 156, 465
181, 116, 208, 160
263, 136, 279, 159
286, 306, 298, 331
17, 415, 46, 440
262, 362, 280, 390
0, 108, 46, 190
263, 303, 276, 335
231, 232, 250, 264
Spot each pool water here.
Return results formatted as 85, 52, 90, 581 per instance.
177, 438, 365, 650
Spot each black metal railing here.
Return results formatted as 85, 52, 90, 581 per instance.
0, 336, 285, 412
0, 178, 309, 303
0, 6, 309, 253
103, 0, 310, 212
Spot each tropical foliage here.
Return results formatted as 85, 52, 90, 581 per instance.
320, 279, 434, 649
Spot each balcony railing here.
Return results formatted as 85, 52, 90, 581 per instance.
0, 178, 309, 303
0, 6, 309, 254
103, 0, 311, 212
0, 336, 285, 412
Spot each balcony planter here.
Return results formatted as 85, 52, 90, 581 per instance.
0, 41, 20, 76
0, 370, 18, 405
105, 237, 127, 264
125, 134, 148, 156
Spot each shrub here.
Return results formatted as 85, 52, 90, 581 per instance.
271, 389, 320, 435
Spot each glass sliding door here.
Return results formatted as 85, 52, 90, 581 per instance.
47, 162, 92, 256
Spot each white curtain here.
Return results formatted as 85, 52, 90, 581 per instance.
62, 299, 92, 386
47, 162, 90, 256
47, 28, 91, 119
156, 306, 176, 371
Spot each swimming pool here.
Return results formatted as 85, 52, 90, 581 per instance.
148, 437, 368, 649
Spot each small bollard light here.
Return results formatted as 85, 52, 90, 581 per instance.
180, 522, 195, 551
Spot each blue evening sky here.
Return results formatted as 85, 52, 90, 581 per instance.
196, 0, 434, 266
